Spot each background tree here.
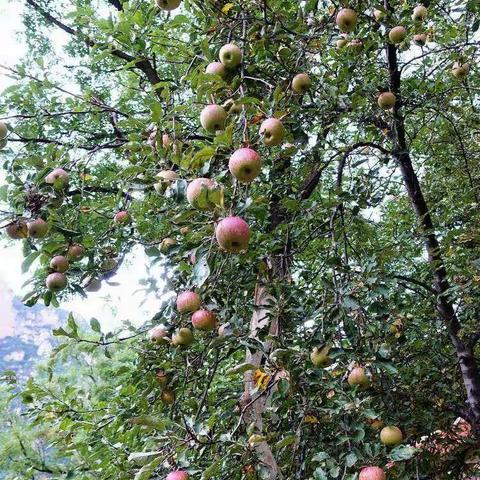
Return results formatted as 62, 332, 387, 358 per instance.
0, 0, 479, 478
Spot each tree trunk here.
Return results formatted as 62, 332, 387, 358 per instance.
383, 10, 480, 434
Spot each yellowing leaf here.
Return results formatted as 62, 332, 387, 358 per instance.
253, 369, 270, 390
304, 415, 319, 424
221, 3, 234, 14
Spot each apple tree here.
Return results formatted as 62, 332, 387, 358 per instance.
1, 0, 479, 478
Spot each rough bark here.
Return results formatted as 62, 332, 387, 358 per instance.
384, 6, 480, 434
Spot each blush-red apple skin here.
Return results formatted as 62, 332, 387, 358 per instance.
215, 216, 250, 253
228, 148, 261, 183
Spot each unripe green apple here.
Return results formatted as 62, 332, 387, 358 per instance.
205, 62, 227, 78
389, 26, 407, 44
68, 243, 85, 261
380, 425, 403, 446
0, 121, 7, 140
219, 43, 242, 69
259, 118, 285, 146
171, 327, 194, 346
373, 9, 385, 22
176, 291, 201, 313
215, 216, 250, 253
229, 148, 261, 183
336, 38, 348, 49
27, 218, 49, 239
347, 366, 370, 389
156, 369, 168, 385
412, 5, 427, 22
200, 104, 227, 132
46, 272, 67, 292
291, 73, 312, 94
359, 466, 386, 480
149, 326, 169, 345
45, 168, 69, 190
377, 92, 396, 110
6, 220, 28, 239
50, 255, 69, 273
154, 170, 178, 194
310, 346, 331, 368
161, 389, 175, 404
155, 0, 181, 11
191, 309, 217, 331
452, 62, 469, 79
336, 8, 358, 32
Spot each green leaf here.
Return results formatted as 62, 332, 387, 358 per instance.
388, 445, 418, 461
192, 253, 210, 287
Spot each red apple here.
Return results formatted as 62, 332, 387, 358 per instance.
215, 216, 250, 253
149, 326, 170, 345
347, 366, 370, 389
50, 255, 69, 273
154, 170, 178, 193
205, 62, 227, 78
200, 104, 227, 132
5, 220, 28, 239
414, 33, 427, 46
228, 148, 261, 183
166, 470, 189, 480
46, 272, 67, 292
359, 466, 386, 480
68, 243, 85, 261
191, 309, 217, 331
259, 118, 285, 146
176, 291, 201, 314
45, 168, 69, 189
114, 211, 131, 224
27, 218, 48, 239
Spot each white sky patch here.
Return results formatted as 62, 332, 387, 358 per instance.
0, 3, 167, 332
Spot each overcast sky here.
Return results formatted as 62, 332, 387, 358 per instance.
0, 1, 168, 335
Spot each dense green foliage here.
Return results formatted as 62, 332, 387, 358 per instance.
1, 0, 480, 478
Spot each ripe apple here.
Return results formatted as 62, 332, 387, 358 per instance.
46, 272, 67, 292
414, 33, 427, 46
191, 309, 217, 331
205, 62, 227, 78
200, 104, 227, 132
347, 366, 370, 389
452, 62, 469, 79
259, 118, 285, 146
380, 425, 403, 446
186, 177, 215, 210
336, 8, 358, 32
45, 168, 69, 189
373, 9, 385, 22
161, 389, 175, 404
154, 170, 178, 194
155, 0, 181, 11
68, 243, 85, 261
50, 255, 69, 273
219, 43, 242, 69
27, 218, 48, 239
310, 346, 331, 368
377, 92, 396, 110
215, 216, 250, 253
149, 326, 169, 345
389, 26, 407, 44
162, 133, 172, 149
336, 38, 348, 48
228, 148, 261, 183
6, 220, 28, 239
160, 237, 176, 253
114, 211, 131, 224
412, 5, 427, 22
291, 73, 312, 94
359, 466, 386, 480
84, 276, 102, 292
166, 470, 189, 480
171, 327, 194, 346
0, 120, 7, 140
176, 291, 201, 314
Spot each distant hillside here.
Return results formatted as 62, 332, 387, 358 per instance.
0, 280, 69, 380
